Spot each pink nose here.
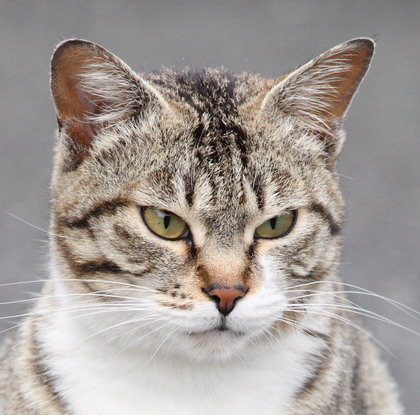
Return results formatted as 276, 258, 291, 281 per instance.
203, 285, 246, 316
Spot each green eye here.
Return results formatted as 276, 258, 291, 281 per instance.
255, 210, 297, 239
142, 207, 188, 240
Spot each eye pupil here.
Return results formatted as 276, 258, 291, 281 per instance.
163, 214, 171, 229
270, 217, 277, 230
142, 207, 188, 240
255, 210, 297, 239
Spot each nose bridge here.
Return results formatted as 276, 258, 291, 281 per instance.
197, 242, 249, 288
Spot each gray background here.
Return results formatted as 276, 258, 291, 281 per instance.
1, 0, 419, 412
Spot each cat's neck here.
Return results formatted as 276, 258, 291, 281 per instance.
36, 280, 326, 415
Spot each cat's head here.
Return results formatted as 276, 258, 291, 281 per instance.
49, 38, 373, 360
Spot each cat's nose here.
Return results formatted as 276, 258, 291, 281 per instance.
203, 284, 246, 316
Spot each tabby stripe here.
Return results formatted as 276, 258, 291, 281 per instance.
350, 354, 368, 412
56, 238, 125, 278
74, 261, 123, 275
30, 324, 69, 410
311, 203, 341, 235
302, 328, 331, 343
252, 174, 265, 210
295, 346, 331, 397
290, 265, 331, 283
231, 123, 249, 169
184, 175, 195, 207
62, 198, 130, 228
184, 122, 205, 207
293, 229, 318, 255
193, 122, 205, 149
59, 239, 149, 281
306, 265, 330, 281
60, 253, 141, 301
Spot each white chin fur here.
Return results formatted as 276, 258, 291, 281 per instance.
38, 270, 324, 415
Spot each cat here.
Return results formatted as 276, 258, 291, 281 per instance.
0, 38, 403, 414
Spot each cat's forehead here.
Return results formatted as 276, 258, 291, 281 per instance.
135, 118, 308, 221
101, 71, 310, 209
81, 69, 320, 227
143, 68, 291, 178
145, 68, 264, 115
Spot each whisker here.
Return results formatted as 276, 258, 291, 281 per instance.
289, 302, 420, 337
0, 289, 153, 307
265, 289, 419, 338
148, 326, 179, 362
77, 314, 170, 348
284, 280, 420, 318
113, 323, 172, 358
289, 308, 392, 355
0, 278, 160, 293
2, 307, 169, 358
5, 212, 76, 241
0, 298, 162, 331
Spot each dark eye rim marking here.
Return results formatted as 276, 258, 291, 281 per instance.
56, 236, 146, 279
61, 198, 131, 229
140, 206, 191, 242
310, 203, 341, 236
254, 210, 298, 240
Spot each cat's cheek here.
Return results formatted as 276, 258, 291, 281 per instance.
88, 216, 186, 277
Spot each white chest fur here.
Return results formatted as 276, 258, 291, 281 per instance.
39, 307, 320, 415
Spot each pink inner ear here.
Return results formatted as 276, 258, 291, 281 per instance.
74, 87, 107, 144
51, 42, 115, 148
321, 43, 374, 121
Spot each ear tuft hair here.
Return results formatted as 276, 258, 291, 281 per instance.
262, 38, 374, 136
51, 39, 168, 151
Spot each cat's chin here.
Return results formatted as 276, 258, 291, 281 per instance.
169, 327, 258, 361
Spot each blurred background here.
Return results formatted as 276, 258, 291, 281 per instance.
0, 0, 419, 411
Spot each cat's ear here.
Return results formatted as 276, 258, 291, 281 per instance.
262, 38, 374, 155
51, 39, 167, 150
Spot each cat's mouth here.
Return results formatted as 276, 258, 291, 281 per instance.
186, 320, 245, 336
187, 328, 244, 337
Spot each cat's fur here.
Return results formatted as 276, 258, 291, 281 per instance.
0, 38, 403, 414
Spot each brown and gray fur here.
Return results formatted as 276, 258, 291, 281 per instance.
0, 38, 403, 414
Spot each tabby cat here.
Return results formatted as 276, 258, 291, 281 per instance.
0, 38, 403, 414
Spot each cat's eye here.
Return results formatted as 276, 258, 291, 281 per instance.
255, 210, 297, 239
142, 207, 189, 240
